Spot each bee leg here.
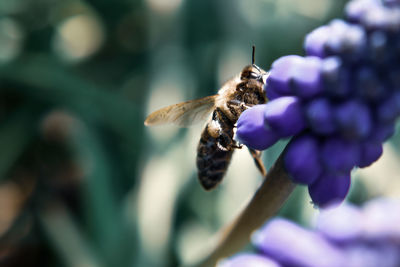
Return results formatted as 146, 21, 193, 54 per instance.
228, 99, 242, 106
232, 142, 243, 149
217, 132, 233, 151
217, 130, 242, 150
227, 100, 252, 110
248, 148, 267, 177
232, 126, 243, 149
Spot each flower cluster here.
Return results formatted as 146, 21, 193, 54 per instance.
236, 0, 400, 207
219, 198, 400, 267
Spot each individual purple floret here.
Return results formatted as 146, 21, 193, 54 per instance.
369, 122, 395, 142
368, 31, 391, 65
283, 134, 322, 185
308, 172, 351, 208
306, 98, 336, 134
266, 55, 304, 98
355, 67, 386, 101
345, 0, 378, 23
376, 92, 400, 123
263, 96, 306, 137
303, 25, 331, 58
236, 104, 279, 150
321, 137, 360, 173
321, 57, 351, 98
334, 100, 372, 140
235, 0, 400, 207
357, 141, 383, 167
290, 57, 323, 99
222, 198, 400, 267
346, 0, 400, 31
304, 20, 366, 61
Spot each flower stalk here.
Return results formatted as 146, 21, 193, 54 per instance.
193, 152, 296, 267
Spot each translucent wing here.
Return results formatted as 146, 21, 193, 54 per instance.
144, 95, 217, 127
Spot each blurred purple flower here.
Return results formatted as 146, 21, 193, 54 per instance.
218, 253, 281, 267
222, 198, 400, 267
252, 219, 345, 267
316, 203, 364, 243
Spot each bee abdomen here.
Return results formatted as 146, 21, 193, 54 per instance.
196, 128, 234, 190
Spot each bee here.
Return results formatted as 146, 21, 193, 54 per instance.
145, 47, 268, 190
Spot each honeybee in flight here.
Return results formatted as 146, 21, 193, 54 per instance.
145, 47, 268, 190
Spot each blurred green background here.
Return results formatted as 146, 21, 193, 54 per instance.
1, 0, 399, 266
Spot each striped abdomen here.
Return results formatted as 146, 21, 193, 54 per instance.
196, 127, 234, 190
196, 107, 236, 190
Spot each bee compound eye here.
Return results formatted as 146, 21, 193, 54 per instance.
250, 72, 260, 79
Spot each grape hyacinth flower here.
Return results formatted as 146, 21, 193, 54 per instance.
219, 198, 400, 267
236, 0, 400, 207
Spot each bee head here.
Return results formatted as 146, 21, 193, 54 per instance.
240, 64, 268, 84
240, 46, 268, 83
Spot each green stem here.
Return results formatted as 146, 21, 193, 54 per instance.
193, 152, 296, 267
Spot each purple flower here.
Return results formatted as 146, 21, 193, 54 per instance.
236, 0, 400, 207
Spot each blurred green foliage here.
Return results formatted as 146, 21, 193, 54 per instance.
7, 0, 397, 266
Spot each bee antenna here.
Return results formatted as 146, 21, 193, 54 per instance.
252, 45, 255, 65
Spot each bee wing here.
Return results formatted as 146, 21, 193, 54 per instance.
144, 95, 217, 127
